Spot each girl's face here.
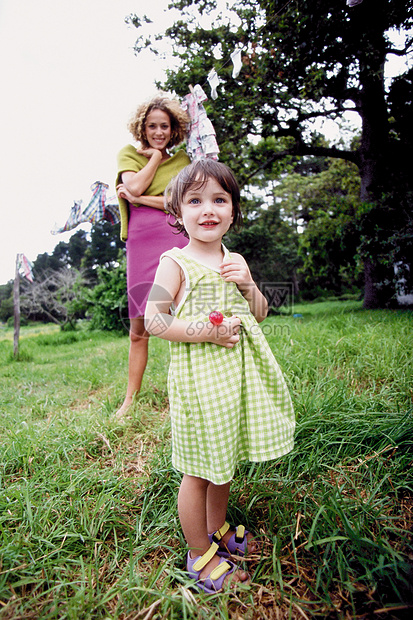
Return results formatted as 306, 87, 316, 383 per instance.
180, 176, 234, 244
144, 109, 171, 153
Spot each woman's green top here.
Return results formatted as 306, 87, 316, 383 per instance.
116, 146, 190, 241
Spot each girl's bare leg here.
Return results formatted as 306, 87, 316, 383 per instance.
114, 317, 149, 418
178, 475, 210, 558
178, 475, 248, 585
206, 482, 230, 534
206, 481, 259, 554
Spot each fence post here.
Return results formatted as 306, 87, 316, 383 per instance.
13, 254, 20, 359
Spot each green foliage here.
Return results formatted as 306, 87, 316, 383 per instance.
226, 209, 300, 287
82, 221, 124, 280
33, 230, 89, 276
135, 0, 413, 307
287, 158, 364, 295
31, 224, 125, 284
0, 285, 13, 323
0, 280, 13, 303
86, 255, 128, 332
6, 223, 127, 330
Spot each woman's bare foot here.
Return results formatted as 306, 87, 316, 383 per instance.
113, 396, 133, 420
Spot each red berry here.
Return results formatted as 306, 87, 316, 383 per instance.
209, 311, 224, 325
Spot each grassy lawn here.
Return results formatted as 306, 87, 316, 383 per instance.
0, 301, 412, 619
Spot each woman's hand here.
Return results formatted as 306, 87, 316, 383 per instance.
117, 183, 166, 210
118, 149, 164, 198
136, 147, 163, 160
116, 183, 136, 203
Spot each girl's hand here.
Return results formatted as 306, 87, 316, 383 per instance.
206, 315, 241, 349
220, 253, 269, 323
220, 258, 253, 295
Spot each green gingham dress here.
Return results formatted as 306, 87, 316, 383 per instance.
163, 246, 295, 485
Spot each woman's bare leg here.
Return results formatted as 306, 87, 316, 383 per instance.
114, 317, 149, 418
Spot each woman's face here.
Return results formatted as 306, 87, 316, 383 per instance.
144, 109, 171, 153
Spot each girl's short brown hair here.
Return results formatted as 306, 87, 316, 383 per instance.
127, 93, 189, 149
165, 159, 243, 238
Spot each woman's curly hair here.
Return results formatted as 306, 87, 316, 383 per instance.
127, 93, 189, 149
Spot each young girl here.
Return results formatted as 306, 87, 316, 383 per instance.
145, 159, 295, 593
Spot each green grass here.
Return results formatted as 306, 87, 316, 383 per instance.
0, 302, 412, 619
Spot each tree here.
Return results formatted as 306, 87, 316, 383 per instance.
130, 0, 413, 307
85, 256, 128, 332
32, 224, 125, 284
82, 221, 124, 280
33, 230, 89, 276
13, 224, 126, 329
20, 268, 87, 329
225, 191, 301, 303
275, 157, 363, 296
0, 281, 14, 323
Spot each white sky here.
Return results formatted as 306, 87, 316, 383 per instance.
0, 0, 176, 284
0, 1, 409, 285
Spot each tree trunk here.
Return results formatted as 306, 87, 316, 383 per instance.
355, 5, 391, 308
362, 258, 381, 309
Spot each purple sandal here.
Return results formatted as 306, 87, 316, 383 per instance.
187, 541, 237, 593
208, 521, 252, 558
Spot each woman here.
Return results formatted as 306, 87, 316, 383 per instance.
115, 94, 190, 418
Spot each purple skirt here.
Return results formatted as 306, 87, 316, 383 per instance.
126, 205, 188, 318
